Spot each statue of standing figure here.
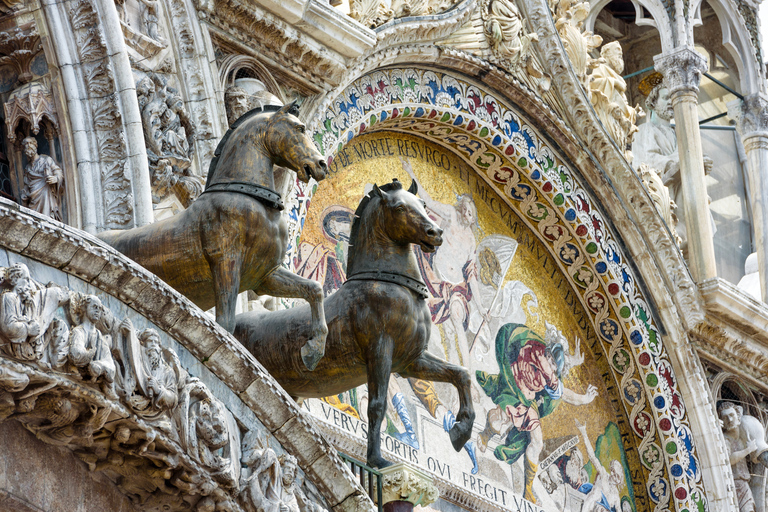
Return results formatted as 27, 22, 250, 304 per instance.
20, 137, 64, 222
633, 73, 715, 246
719, 402, 768, 512
588, 42, 640, 161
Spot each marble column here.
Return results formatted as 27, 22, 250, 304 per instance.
379, 463, 438, 512
655, 47, 717, 282
729, 93, 768, 303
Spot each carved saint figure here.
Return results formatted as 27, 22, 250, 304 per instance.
633, 76, 714, 245
68, 295, 117, 397
553, 0, 601, 83
0, 263, 68, 362
588, 42, 639, 159
20, 136, 64, 221
719, 402, 758, 512
484, 0, 538, 67
280, 454, 327, 512
239, 430, 284, 512
224, 86, 250, 127
138, 0, 162, 41
139, 328, 179, 411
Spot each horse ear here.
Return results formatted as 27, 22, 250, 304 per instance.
279, 100, 300, 117
371, 183, 383, 198
408, 179, 418, 195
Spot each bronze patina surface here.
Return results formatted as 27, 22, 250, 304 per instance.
99, 104, 329, 368
234, 180, 476, 468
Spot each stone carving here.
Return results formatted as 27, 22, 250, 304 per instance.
0, 26, 43, 86
719, 402, 768, 512
135, 73, 202, 207
552, 0, 601, 84
483, 0, 538, 70
634, 75, 714, 246
239, 430, 284, 511
654, 47, 707, 98
0, 262, 257, 510
348, 0, 393, 29
588, 42, 640, 160
379, 463, 439, 508
4, 81, 60, 145
281, 454, 328, 512
19, 137, 65, 221
637, 163, 681, 247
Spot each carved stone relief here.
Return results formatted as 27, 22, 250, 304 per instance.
68, 0, 135, 228
135, 72, 202, 208
0, 261, 330, 511
551, 0, 601, 85
0, 25, 43, 86
481, 0, 538, 72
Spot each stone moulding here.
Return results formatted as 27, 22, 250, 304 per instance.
0, 197, 372, 512
373, 0, 476, 48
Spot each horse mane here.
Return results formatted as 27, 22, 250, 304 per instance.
347, 179, 403, 271
204, 103, 300, 188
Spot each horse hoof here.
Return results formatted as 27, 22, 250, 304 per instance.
449, 424, 471, 452
367, 456, 393, 469
301, 342, 324, 371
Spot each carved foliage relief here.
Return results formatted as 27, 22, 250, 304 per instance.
68, 0, 134, 227
0, 258, 327, 512
303, 68, 708, 511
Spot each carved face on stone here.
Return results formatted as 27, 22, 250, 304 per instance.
720, 406, 741, 432
601, 42, 624, 74
22, 137, 38, 160
225, 86, 249, 126
655, 88, 674, 121
84, 296, 104, 323
282, 456, 297, 486
7, 264, 34, 303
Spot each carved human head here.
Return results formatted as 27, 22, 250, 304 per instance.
22, 137, 38, 159
114, 425, 131, 443
646, 84, 674, 122
600, 41, 624, 73
139, 329, 163, 364
719, 401, 743, 432
225, 86, 250, 126
196, 399, 228, 448
83, 295, 104, 323
281, 453, 298, 486
5, 263, 34, 300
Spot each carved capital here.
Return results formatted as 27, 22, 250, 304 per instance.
380, 463, 438, 508
728, 93, 768, 141
654, 47, 708, 99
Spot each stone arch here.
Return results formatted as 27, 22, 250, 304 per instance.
309, 66, 714, 510
217, 54, 284, 102
584, 0, 675, 51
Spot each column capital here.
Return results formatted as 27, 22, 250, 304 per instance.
654, 46, 708, 97
728, 93, 768, 140
380, 463, 439, 510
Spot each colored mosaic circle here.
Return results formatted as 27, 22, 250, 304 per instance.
630, 330, 643, 345
646, 374, 658, 387
620, 306, 631, 318
542, 182, 553, 192
671, 464, 683, 477
595, 261, 607, 273
608, 282, 620, 295
654, 396, 666, 410
585, 242, 598, 254
564, 208, 576, 221
660, 418, 672, 431
554, 193, 564, 206
675, 487, 688, 500
666, 441, 678, 454
576, 225, 588, 236
639, 352, 651, 366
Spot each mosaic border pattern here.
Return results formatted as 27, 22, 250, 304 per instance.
303, 68, 708, 512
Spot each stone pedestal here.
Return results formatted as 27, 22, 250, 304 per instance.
379, 463, 439, 512
655, 47, 717, 283
729, 93, 768, 303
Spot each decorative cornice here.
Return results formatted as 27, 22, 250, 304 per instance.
0, 199, 372, 511
373, 0, 476, 49
654, 46, 708, 99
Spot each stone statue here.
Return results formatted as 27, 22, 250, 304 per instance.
588, 42, 640, 161
634, 74, 715, 245
20, 136, 64, 221
239, 430, 285, 512
0, 262, 69, 362
637, 163, 682, 247
280, 454, 328, 512
720, 402, 761, 512
553, 0, 602, 84
225, 86, 250, 126
68, 294, 118, 398
138, 0, 162, 41
484, 0, 539, 69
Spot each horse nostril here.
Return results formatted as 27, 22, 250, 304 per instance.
318, 159, 327, 169
426, 227, 440, 238
436, 227, 443, 237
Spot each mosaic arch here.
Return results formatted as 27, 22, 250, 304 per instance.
295, 68, 706, 512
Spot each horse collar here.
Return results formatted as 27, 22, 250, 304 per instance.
201, 181, 284, 211
345, 270, 429, 299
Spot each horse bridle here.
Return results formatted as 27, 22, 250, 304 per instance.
345, 270, 429, 300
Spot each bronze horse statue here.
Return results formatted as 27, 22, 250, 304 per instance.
234, 180, 476, 468
100, 103, 329, 370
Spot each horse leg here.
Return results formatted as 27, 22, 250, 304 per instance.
254, 266, 328, 371
399, 352, 475, 451
366, 337, 394, 469
208, 256, 241, 333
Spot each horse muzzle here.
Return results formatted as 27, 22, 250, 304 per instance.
303, 158, 327, 182
419, 225, 443, 253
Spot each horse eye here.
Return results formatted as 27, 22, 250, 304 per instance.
298, 125, 306, 133
396, 205, 406, 212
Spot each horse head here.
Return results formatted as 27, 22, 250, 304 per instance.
370, 179, 443, 253
265, 102, 327, 183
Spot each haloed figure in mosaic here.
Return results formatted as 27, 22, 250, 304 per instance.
476, 323, 596, 504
